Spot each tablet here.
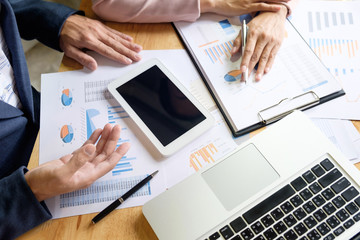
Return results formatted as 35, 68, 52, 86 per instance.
108, 59, 214, 156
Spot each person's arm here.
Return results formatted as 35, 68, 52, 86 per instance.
24, 124, 130, 202
0, 124, 129, 238
91, 0, 292, 23
92, 0, 201, 23
10, 0, 80, 51
0, 167, 52, 240
10, 0, 142, 70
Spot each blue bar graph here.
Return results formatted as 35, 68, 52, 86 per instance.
59, 175, 151, 208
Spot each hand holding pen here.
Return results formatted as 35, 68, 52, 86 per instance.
231, 6, 288, 82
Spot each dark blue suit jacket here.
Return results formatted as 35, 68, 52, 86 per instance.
0, 0, 79, 238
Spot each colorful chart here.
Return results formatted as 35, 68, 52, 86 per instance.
108, 105, 128, 124
60, 125, 74, 143
309, 38, 359, 59
224, 70, 242, 82
219, 19, 236, 35
61, 89, 73, 106
112, 156, 135, 176
190, 143, 218, 172
200, 40, 234, 64
86, 109, 100, 139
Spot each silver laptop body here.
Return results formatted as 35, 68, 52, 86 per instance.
143, 111, 360, 240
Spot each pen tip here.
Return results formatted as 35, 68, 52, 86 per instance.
151, 170, 159, 177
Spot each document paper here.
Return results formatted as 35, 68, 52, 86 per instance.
174, 14, 343, 134
290, 0, 360, 120
39, 50, 238, 218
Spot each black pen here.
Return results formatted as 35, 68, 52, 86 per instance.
91, 170, 159, 224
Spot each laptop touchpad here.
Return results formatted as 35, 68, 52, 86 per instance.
202, 144, 279, 211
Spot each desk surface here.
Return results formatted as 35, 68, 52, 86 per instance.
19, 1, 360, 239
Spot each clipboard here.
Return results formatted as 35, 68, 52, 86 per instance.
173, 14, 345, 137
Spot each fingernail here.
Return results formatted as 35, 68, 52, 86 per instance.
134, 54, 142, 61
88, 62, 97, 71
134, 44, 142, 51
256, 73, 262, 81
231, 46, 238, 54
241, 65, 247, 72
265, 67, 270, 73
125, 58, 133, 64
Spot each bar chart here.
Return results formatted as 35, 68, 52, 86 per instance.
189, 143, 218, 172
59, 174, 150, 208
200, 40, 234, 65
307, 11, 354, 33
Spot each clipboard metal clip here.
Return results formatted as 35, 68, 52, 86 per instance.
258, 91, 320, 124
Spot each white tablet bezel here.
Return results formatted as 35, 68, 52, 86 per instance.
108, 58, 214, 156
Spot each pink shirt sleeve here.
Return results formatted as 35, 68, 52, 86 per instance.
92, 0, 200, 23
91, 0, 299, 23
279, 0, 299, 17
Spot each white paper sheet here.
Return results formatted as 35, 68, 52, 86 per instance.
290, 0, 360, 120
174, 14, 343, 134
40, 50, 237, 218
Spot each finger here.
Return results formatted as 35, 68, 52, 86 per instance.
239, 31, 257, 81
254, 43, 273, 81
71, 128, 103, 156
247, 34, 269, 78
94, 123, 113, 154
84, 128, 103, 146
65, 144, 96, 175
116, 39, 143, 55
264, 43, 281, 75
105, 25, 134, 42
105, 27, 143, 52
102, 26, 143, 53
64, 45, 98, 70
85, 40, 136, 65
99, 35, 142, 62
93, 125, 122, 165
231, 35, 241, 55
93, 142, 131, 177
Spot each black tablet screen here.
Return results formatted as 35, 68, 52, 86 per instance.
116, 65, 206, 146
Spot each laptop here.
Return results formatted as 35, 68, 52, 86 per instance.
143, 111, 360, 240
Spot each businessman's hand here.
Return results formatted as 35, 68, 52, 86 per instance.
59, 14, 142, 71
231, 5, 287, 81
200, 0, 289, 16
25, 124, 130, 202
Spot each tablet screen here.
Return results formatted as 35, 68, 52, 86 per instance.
116, 65, 206, 146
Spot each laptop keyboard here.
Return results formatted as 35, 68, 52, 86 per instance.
207, 158, 360, 240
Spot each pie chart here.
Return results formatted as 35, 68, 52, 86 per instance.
224, 70, 242, 82
61, 89, 73, 106
60, 125, 74, 143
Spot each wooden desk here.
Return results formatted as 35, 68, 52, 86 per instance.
19, 1, 360, 239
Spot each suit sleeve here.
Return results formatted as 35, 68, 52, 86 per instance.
92, 0, 200, 23
9, 0, 83, 51
0, 167, 52, 239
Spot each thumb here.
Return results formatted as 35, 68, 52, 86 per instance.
66, 144, 96, 174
